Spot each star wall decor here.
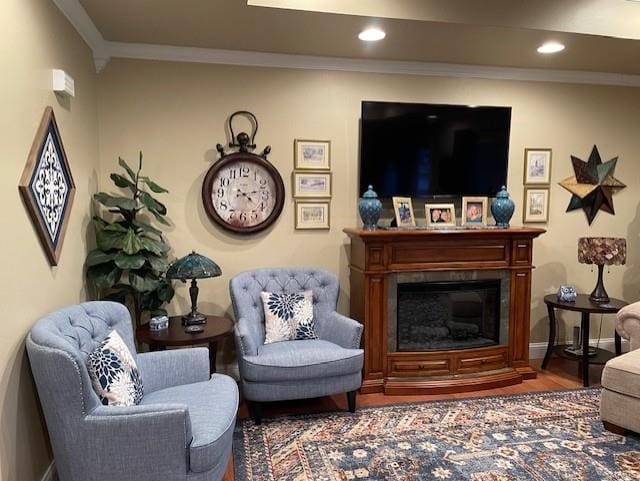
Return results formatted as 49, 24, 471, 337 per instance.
558, 145, 625, 225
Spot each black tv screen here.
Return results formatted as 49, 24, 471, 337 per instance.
359, 101, 511, 198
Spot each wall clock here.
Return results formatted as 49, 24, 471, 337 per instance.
202, 111, 285, 234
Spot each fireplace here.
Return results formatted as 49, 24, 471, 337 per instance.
397, 279, 501, 352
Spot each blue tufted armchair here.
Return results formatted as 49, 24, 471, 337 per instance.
230, 268, 364, 423
26, 301, 238, 481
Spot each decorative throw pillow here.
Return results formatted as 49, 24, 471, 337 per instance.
261, 290, 318, 344
87, 330, 143, 406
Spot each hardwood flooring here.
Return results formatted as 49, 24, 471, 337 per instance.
223, 358, 603, 481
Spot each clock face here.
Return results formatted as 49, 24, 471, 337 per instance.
202, 152, 285, 234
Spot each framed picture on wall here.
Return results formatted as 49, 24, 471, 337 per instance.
392, 197, 416, 228
461, 197, 488, 226
524, 148, 552, 185
294, 140, 331, 170
295, 201, 330, 230
523, 187, 550, 223
292, 172, 332, 198
425, 203, 456, 227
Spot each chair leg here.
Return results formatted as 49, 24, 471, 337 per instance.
249, 401, 263, 425
346, 390, 357, 413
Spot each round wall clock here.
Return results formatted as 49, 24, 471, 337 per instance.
202, 111, 285, 234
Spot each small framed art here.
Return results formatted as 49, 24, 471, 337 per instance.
524, 148, 552, 185
462, 197, 488, 226
523, 187, 550, 223
295, 201, 330, 230
392, 197, 416, 228
292, 172, 332, 198
425, 203, 456, 227
294, 140, 331, 170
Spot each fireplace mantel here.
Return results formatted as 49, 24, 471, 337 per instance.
344, 226, 545, 395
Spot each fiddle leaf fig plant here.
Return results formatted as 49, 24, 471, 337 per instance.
87, 153, 174, 326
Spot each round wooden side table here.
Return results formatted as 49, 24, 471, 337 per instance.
136, 315, 234, 375
542, 294, 627, 387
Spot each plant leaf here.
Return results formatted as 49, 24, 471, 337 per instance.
88, 262, 122, 290
129, 271, 160, 293
96, 228, 128, 251
92, 216, 109, 229
149, 209, 170, 226
146, 255, 168, 273
142, 179, 169, 194
94, 192, 137, 211
103, 222, 128, 232
121, 229, 143, 255
132, 219, 163, 237
119, 157, 137, 181
86, 249, 117, 267
140, 236, 170, 256
111, 173, 136, 191
138, 191, 167, 215
114, 252, 146, 269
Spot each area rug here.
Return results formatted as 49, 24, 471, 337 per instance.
233, 389, 640, 480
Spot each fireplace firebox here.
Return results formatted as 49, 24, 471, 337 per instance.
397, 280, 501, 352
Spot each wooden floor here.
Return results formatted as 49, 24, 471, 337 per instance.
223, 358, 602, 480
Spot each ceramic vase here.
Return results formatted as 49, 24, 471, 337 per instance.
491, 185, 515, 227
358, 185, 382, 230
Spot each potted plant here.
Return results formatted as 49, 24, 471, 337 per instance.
87, 153, 174, 327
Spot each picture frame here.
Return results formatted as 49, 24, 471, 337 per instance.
19, 106, 76, 266
461, 196, 488, 226
425, 203, 456, 227
294, 139, 331, 170
524, 148, 552, 185
392, 197, 416, 228
292, 172, 332, 198
295, 201, 330, 230
523, 187, 550, 223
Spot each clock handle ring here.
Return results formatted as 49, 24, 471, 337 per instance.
229, 111, 258, 151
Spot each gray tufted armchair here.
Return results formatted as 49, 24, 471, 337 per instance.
230, 268, 364, 423
26, 301, 238, 481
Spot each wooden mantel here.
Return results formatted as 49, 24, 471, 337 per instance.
344, 227, 546, 395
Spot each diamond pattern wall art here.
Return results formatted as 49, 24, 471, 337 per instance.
19, 107, 75, 265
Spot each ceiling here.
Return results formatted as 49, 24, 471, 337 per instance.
78, 0, 640, 75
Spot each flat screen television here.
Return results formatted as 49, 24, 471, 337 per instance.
359, 101, 512, 198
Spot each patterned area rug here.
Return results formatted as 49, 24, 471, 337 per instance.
233, 389, 640, 480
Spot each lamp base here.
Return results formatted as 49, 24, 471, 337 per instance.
589, 264, 610, 304
182, 311, 207, 325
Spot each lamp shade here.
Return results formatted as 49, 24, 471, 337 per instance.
166, 251, 222, 280
577, 237, 626, 266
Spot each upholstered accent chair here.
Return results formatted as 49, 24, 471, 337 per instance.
230, 268, 364, 423
601, 301, 640, 434
26, 301, 238, 481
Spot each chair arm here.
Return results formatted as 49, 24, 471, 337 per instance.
234, 317, 262, 357
137, 348, 210, 393
318, 311, 363, 349
84, 404, 191, 477
617, 303, 640, 351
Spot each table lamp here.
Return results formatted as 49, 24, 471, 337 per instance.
578, 237, 626, 304
166, 251, 221, 325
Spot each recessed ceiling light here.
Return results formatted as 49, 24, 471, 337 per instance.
537, 41, 565, 54
358, 28, 386, 42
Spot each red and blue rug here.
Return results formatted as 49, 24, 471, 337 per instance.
234, 389, 640, 480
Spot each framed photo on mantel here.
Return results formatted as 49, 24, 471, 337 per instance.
392, 197, 416, 228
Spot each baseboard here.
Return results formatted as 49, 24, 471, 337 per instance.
529, 337, 630, 360
41, 461, 56, 481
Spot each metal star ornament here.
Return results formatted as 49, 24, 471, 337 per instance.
559, 145, 625, 225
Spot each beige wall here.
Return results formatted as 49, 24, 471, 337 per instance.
0, 0, 99, 480
98, 59, 640, 350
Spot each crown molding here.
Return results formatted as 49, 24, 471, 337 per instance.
50, 0, 640, 87
105, 41, 640, 87
51, 0, 109, 73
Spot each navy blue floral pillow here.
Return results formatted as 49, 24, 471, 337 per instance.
260, 290, 318, 344
87, 330, 143, 406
